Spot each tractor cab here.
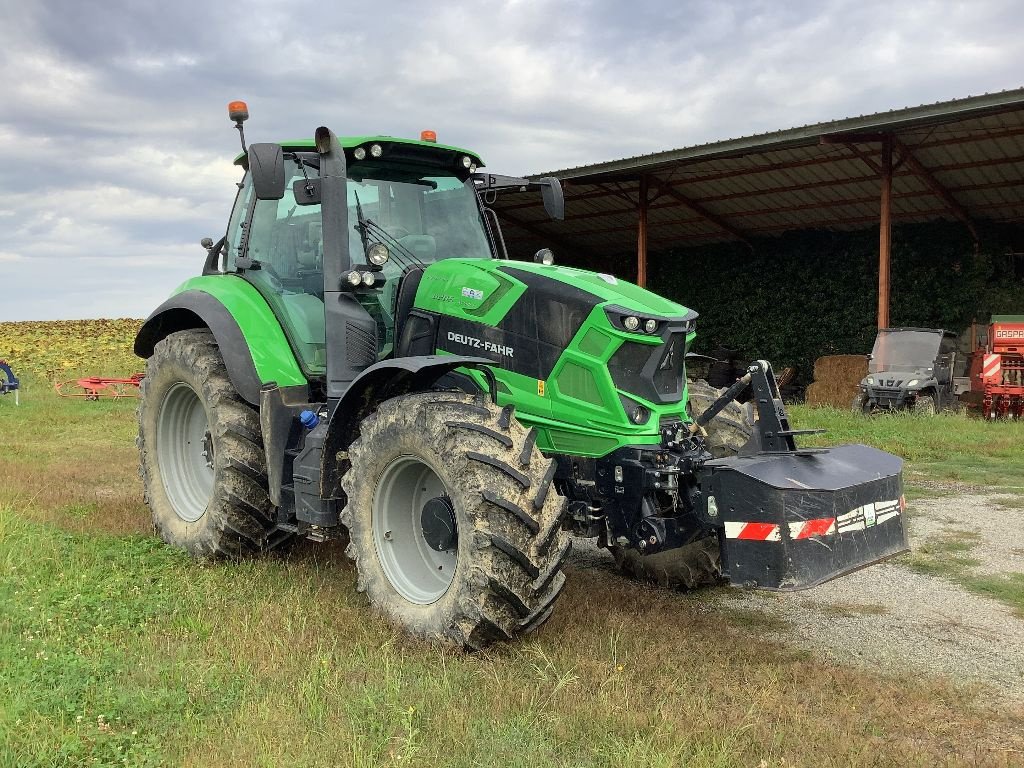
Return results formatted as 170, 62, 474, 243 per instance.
222, 145, 494, 371
855, 327, 961, 413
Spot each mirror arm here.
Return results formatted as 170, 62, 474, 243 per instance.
202, 236, 227, 276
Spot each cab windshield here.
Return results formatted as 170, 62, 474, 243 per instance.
869, 331, 941, 373
346, 161, 493, 267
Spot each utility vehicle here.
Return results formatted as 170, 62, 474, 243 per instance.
135, 103, 908, 648
853, 327, 965, 415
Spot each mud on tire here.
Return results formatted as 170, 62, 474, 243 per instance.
341, 392, 570, 650
611, 380, 753, 589
138, 329, 278, 558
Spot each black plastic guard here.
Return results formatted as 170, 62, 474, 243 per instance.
699, 444, 908, 591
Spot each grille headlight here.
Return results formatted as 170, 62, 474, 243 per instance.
907, 379, 919, 388
353, 147, 366, 160
370, 143, 383, 158
462, 155, 472, 168
630, 405, 649, 424
623, 316, 640, 332
866, 376, 875, 385
644, 319, 658, 334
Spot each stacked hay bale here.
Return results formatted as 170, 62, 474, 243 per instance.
804, 355, 868, 408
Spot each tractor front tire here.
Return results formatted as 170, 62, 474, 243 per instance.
138, 330, 277, 558
610, 380, 753, 589
341, 392, 570, 650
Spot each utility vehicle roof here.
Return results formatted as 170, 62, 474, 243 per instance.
878, 327, 954, 336
233, 136, 484, 168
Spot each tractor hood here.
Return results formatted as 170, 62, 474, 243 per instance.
415, 258, 694, 321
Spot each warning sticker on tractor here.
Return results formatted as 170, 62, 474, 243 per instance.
537, 380, 546, 396
836, 499, 901, 532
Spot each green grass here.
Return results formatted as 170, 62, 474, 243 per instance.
906, 528, 1024, 617
3, 386, 1024, 766
960, 573, 1024, 616
788, 405, 1024, 489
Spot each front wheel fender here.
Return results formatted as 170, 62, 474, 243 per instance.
320, 355, 496, 498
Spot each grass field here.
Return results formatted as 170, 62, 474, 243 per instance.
2, 321, 1024, 766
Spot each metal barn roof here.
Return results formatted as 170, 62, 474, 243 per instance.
495, 88, 1024, 257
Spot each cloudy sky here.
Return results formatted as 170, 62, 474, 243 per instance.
0, 0, 1021, 320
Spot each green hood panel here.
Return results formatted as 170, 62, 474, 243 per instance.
497, 261, 693, 317
415, 258, 694, 319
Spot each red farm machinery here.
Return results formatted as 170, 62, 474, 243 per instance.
964, 315, 1024, 420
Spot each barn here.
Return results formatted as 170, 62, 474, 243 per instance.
495, 89, 1024, 382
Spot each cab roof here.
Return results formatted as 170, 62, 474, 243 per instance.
233, 135, 484, 168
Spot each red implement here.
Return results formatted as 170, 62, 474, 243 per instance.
55, 374, 145, 400
966, 316, 1024, 420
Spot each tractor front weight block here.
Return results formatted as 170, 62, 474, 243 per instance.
699, 444, 908, 591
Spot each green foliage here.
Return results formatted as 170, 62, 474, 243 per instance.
647, 221, 1024, 382
787, 404, 1024, 489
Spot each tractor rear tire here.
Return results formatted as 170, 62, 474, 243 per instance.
610, 380, 753, 589
138, 330, 278, 558
341, 392, 570, 650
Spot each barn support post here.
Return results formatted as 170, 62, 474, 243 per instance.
878, 134, 893, 329
637, 174, 649, 287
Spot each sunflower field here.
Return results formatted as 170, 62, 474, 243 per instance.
0, 319, 144, 385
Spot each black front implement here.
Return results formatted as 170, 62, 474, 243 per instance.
559, 360, 908, 591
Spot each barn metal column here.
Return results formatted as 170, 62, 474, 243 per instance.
878, 134, 893, 329
637, 175, 649, 287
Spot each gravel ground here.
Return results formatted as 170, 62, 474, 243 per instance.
569, 492, 1024, 700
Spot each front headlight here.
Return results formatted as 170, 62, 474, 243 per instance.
907, 379, 919, 388
630, 405, 650, 424
866, 376, 875, 385
367, 243, 390, 266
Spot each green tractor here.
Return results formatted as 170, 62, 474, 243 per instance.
135, 103, 909, 649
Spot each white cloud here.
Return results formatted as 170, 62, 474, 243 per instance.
0, 0, 1020, 319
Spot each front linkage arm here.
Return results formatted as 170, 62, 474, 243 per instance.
690, 360, 824, 454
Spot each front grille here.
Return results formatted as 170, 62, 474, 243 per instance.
608, 331, 686, 404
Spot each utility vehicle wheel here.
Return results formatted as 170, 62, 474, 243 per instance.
915, 394, 936, 416
611, 380, 753, 589
851, 392, 869, 414
138, 330, 278, 558
341, 392, 570, 649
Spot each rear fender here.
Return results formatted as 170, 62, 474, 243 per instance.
135, 277, 307, 405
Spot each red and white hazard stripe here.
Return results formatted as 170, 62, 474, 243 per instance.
725, 498, 903, 542
724, 521, 780, 541
788, 518, 837, 539
983, 353, 1001, 381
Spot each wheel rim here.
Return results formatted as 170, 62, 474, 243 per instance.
372, 456, 457, 605
157, 382, 214, 523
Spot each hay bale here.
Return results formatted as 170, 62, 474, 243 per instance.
805, 354, 868, 408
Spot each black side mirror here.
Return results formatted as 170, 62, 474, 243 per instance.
248, 143, 285, 200
538, 176, 564, 221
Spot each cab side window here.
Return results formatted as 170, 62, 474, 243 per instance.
240, 160, 327, 375
224, 175, 254, 272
